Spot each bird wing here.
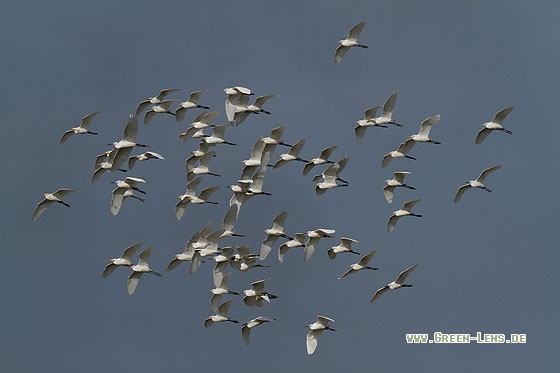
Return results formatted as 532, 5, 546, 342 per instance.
122, 242, 143, 261
239, 164, 258, 181
418, 114, 440, 137
80, 111, 101, 129
137, 246, 154, 267
381, 92, 397, 118
175, 106, 187, 122
186, 177, 203, 196
303, 237, 320, 262
395, 262, 420, 284
189, 252, 203, 274
242, 325, 251, 345
52, 189, 76, 198
156, 88, 181, 100
60, 130, 74, 144
135, 100, 151, 116
110, 147, 133, 171
319, 145, 337, 161
269, 125, 286, 140
210, 294, 223, 313
371, 285, 390, 302
302, 162, 316, 176
122, 114, 139, 142
383, 185, 395, 204
492, 106, 514, 124
317, 315, 334, 325
221, 205, 238, 231
399, 139, 416, 154
387, 215, 401, 232
340, 237, 359, 248
166, 258, 183, 272
217, 300, 234, 316
477, 164, 502, 183
306, 330, 323, 355
110, 187, 126, 215
402, 198, 421, 211
364, 106, 380, 120
175, 200, 188, 221
355, 125, 367, 141
260, 235, 279, 260
225, 98, 238, 123
253, 94, 274, 108
200, 150, 217, 167
394, 171, 410, 183
338, 268, 356, 279
347, 21, 366, 41
334, 45, 349, 63
91, 167, 106, 183
143, 109, 157, 125
272, 211, 288, 231
127, 156, 138, 170
381, 154, 393, 169
359, 250, 377, 266
202, 110, 221, 125
475, 127, 492, 144
124, 176, 145, 185
188, 90, 207, 103
288, 139, 306, 157
127, 271, 144, 295
453, 184, 471, 203
204, 317, 214, 328
102, 263, 118, 278
198, 186, 219, 202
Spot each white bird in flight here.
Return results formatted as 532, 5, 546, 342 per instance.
339, 250, 379, 279
475, 106, 514, 144
204, 300, 238, 327
135, 88, 180, 116
354, 106, 385, 140
102, 242, 143, 278
32, 188, 75, 221
371, 262, 419, 302
127, 246, 162, 295
143, 100, 176, 124
278, 233, 307, 263
304, 229, 335, 262
175, 177, 219, 221
242, 316, 276, 345
223, 86, 254, 124
306, 316, 336, 355
110, 188, 144, 215
60, 111, 101, 144
243, 278, 278, 307
335, 21, 367, 63
260, 211, 292, 260
454, 164, 502, 203
186, 150, 221, 181
408, 114, 441, 144
327, 237, 360, 259
387, 199, 422, 232
175, 90, 210, 121
302, 145, 337, 176
128, 151, 164, 170
383, 171, 415, 204
382, 139, 416, 169
272, 138, 307, 168
315, 158, 350, 195
210, 272, 239, 312
203, 124, 236, 146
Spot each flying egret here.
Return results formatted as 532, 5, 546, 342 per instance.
220, 205, 245, 238
327, 237, 360, 259
335, 21, 367, 63
454, 164, 502, 203
260, 125, 292, 147
135, 88, 180, 116
260, 211, 292, 260
111, 177, 146, 194
382, 139, 416, 169
246, 165, 272, 197
60, 111, 101, 143
409, 114, 441, 144
237, 256, 269, 272
242, 316, 276, 345
188, 110, 221, 129
338, 250, 378, 279
383, 172, 415, 204
128, 151, 165, 170
315, 158, 350, 195
278, 233, 307, 263
306, 316, 336, 355
388, 199, 422, 232
229, 245, 261, 271
143, 100, 176, 124
204, 300, 238, 327
212, 246, 237, 287
175, 177, 219, 221
272, 139, 307, 168
175, 90, 210, 121
367, 92, 401, 128
242, 94, 274, 115
110, 188, 144, 215
475, 106, 514, 144
191, 141, 213, 158
371, 262, 419, 302
127, 246, 162, 295
102, 242, 143, 278
243, 278, 278, 307
303, 146, 337, 175
92, 148, 126, 183
167, 233, 199, 271
354, 106, 385, 140
223, 86, 254, 124
32, 188, 75, 221
110, 115, 148, 172
210, 272, 239, 312
202, 124, 236, 146
304, 229, 336, 262
186, 150, 220, 181
313, 156, 350, 184
241, 140, 268, 167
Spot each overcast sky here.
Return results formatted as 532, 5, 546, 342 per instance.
1, 1, 557, 371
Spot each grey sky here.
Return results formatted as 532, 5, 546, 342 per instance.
1, 1, 556, 371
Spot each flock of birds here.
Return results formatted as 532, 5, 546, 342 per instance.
32, 22, 513, 355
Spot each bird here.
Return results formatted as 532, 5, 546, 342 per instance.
246, 166, 273, 198
382, 139, 416, 169
127, 246, 162, 295
260, 211, 292, 260
186, 150, 221, 181
110, 188, 144, 215
272, 139, 307, 168
60, 111, 101, 143
383, 171, 415, 204
102, 242, 143, 278
237, 256, 269, 272
241, 140, 269, 167
204, 300, 238, 327
110, 115, 148, 172
135, 88, 180, 116
128, 151, 164, 170
210, 273, 239, 312
408, 114, 441, 144
220, 205, 245, 238
212, 246, 237, 287
334, 21, 367, 63
110, 177, 146, 194
304, 229, 335, 262
313, 156, 350, 185
167, 233, 199, 271
175, 90, 210, 121
92, 148, 126, 183
367, 92, 402, 128
388, 199, 422, 232
278, 233, 307, 263
306, 316, 336, 355
175, 177, 219, 220
143, 100, 176, 124
354, 106, 386, 140
223, 86, 254, 124
327, 237, 360, 259
302, 145, 337, 175
203, 124, 236, 146
338, 250, 378, 279
241, 316, 276, 345
260, 125, 292, 147
242, 94, 274, 115
454, 164, 503, 203
475, 106, 514, 144
191, 141, 213, 158
371, 262, 419, 302
188, 110, 221, 130
32, 188, 75, 221
315, 159, 350, 195
243, 278, 278, 307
